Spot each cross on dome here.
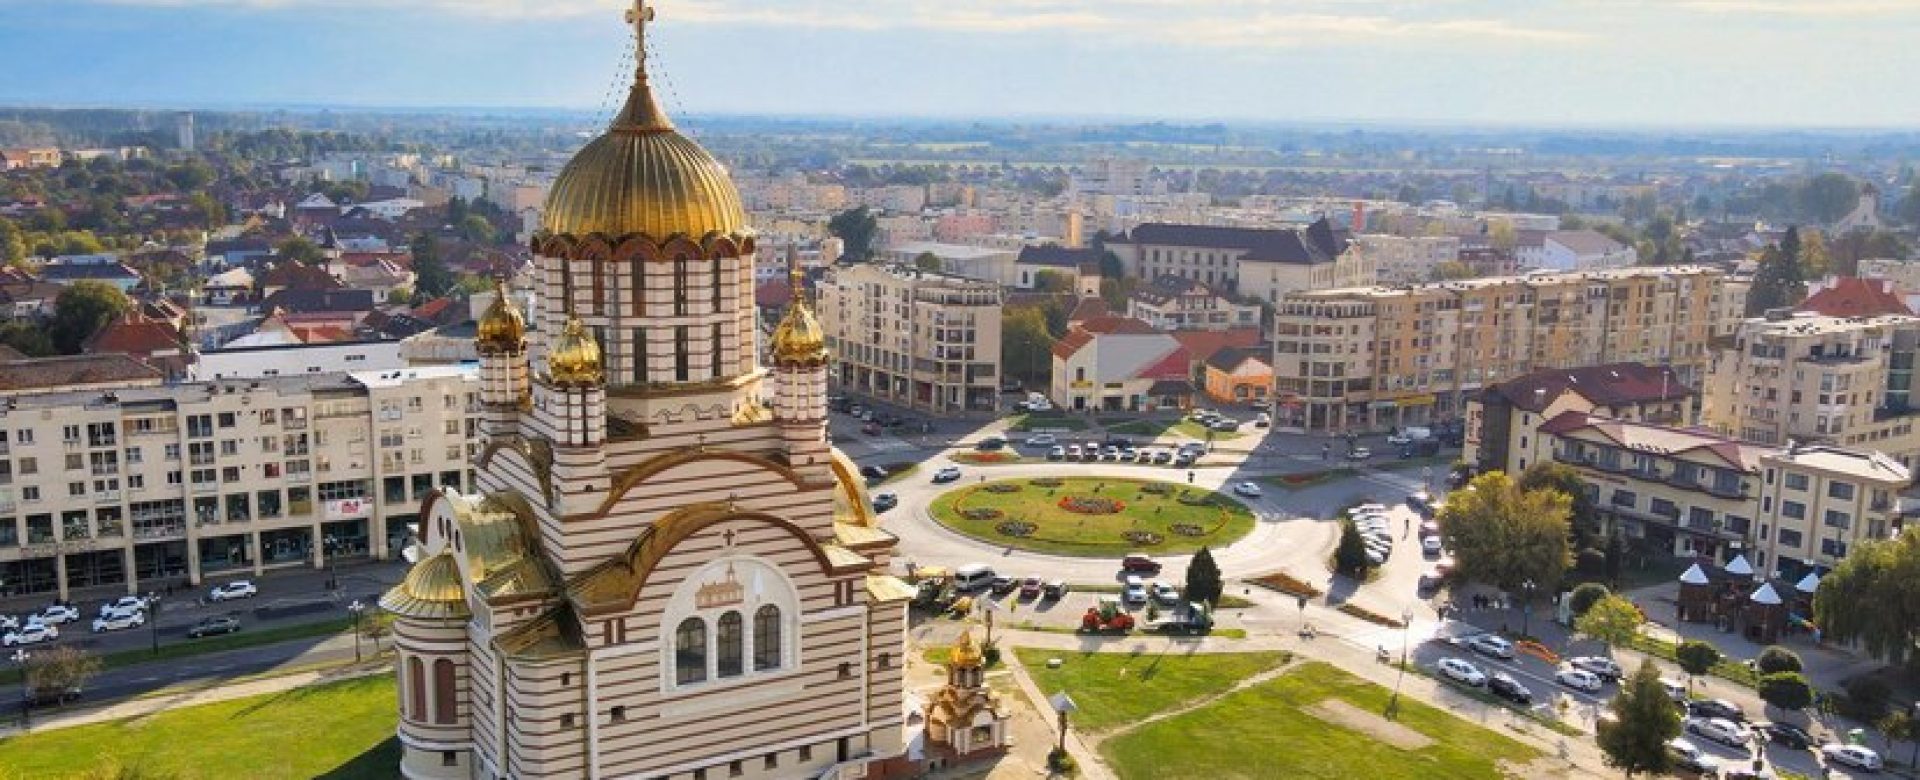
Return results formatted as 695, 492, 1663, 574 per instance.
625, 0, 655, 79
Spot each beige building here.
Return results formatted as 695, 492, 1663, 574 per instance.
1271, 265, 1732, 432
384, 18, 911, 780
1126, 274, 1262, 332
816, 263, 1003, 414
1702, 311, 1920, 467
1465, 362, 1691, 476
1109, 219, 1374, 305
1354, 234, 1461, 284
0, 355, 475, 601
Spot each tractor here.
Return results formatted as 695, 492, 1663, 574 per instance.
1080, 596, 1136, 633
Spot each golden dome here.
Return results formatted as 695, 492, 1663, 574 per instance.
539, 13, 747, 242
950, 628, 984, 668
771, 303, 827, 366
476, 279, 525, 353
402, 553, 467, 604
548, 315, 604, 385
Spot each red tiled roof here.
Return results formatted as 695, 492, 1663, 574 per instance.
756, 280, 793, 308
0, 353, 165, 392
1485, 362, 1691, 413
83, 314, 181, 357
1797, 277, 1914, 318
411, 298, 453, 321
1075, 315, 1159, 335
261, 263, 342, 291
1537, 411, 1762, 471
1052, 330, 1094, 360
1067, 297, 1109, 322
1137, 346, 1193, 380
1169, 329, 1262, 367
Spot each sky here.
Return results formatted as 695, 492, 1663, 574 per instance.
2, 0, 1920, 128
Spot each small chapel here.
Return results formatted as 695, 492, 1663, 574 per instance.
380, 3, 914, 778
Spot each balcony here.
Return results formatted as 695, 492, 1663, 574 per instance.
133, 523, 186, 541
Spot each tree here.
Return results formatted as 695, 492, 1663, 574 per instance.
1575, 594, 1643, 653
360, 610, 395, 651
1813, 526, 1920, 665
1429, 261, 1475, 281
446, 195, 470, 225
1799, 228, 1832, 278
163, 161, 214, 192
1900, 181, 1920, 226
914, 252, 941, 272
1435, 471, 1574, 600
0, 216, 26, 267
1745, 227, 1808, 315
1829, 229, 1909, 277
1000, 306, 1055, 388
1032, 269, 1074, 293
1518, 462, 1600, 537
1185, 546, 1223, 606
50, 280, 131, 354
1876, 711, 1918, 767
459, 215, 496, 245
1754, 645, 1803, 675
24, 645, 103, 698
1674, 640, 1721, 690
410, 233, 453, 300
1596, 660, 1681, 778
1334, 519, 1373, 577
276, 237, 324, 267
1568, 582, 1610, 618
827, 206, 877, 262
0, 321, 55, 357
1757, 672, 1815, 712
185, 192, 226, 231
1799, 173, 1859, 225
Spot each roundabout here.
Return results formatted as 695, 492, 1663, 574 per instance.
927, 476, 1257, 556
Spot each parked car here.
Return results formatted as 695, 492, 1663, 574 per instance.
1122, 576, 1148, 605
1759, 721, 1813, 749
2, 623, 58, 647
1018, 577, 1043, 599
976, 436, 1007, 451
1487, 672, 1533, 705
1232, 481, 1263, 497
1467, 634, 1515, 660
1407, 490, 1433, 510
209, 580, 258, 602
990, 575, 1018, 596
1048, 445, 1066, 461
22, 684, 81, 707
1667, 739, 1722, 775
1172, 453, 1197, 467
1686, 716, 1753, 748
188, 616, 242, 639
859, 465, 888, 483
1436, 658, 1487, 686
1041, 581, 1068, 600
101, 595, 149, 615
0, 615, 18, 632
1151, 581, 1181, 605
1421, 536, 1443, 556
861, 422, 882, 436
1566, 656, 1624, 681
92, 611, 144, 633
1555, 667, 1604, 693
36, 604, 80, 625
1121, 554, 1162, 574
1254, 412, 1270, 428
1066, 444, 1083, 459
1820, 743, 1883, 772
932, 466, 963, 483
1152, 450, 1173, 464
871, 493, 899, 512
1027, 434, 1058, 447
1347, 447, 1372, 460
1210, 420, 1239, 432
1386, 433, 1412, 445
1688, 698, 1746, 723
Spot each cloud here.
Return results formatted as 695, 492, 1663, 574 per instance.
1675, 0, 1918, 15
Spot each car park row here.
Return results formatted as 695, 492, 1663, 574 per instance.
2, 579, 259, 647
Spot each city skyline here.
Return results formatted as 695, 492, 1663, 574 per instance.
3, 0, 1919, 128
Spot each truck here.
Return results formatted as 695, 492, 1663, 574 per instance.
1148, 602, 1214, 635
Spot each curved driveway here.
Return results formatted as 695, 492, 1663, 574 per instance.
873, 453, 1347, 586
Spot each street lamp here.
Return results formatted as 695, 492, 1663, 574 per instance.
348, 600, 365, 663
1520, 580, 1537, 638
148, 591, 162, 655
1048, 691, 1079, 769
324, 535, 339, 592
1390, 605, 1415, 716
11, 648, 29, 731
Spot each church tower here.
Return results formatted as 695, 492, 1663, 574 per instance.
383, 4, 912, 779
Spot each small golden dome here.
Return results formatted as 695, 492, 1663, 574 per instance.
950, 628, 984, 668
476, 279, 526, 353
547, 315, 604, 385
402, 553, 467, 604
771, 304, 827, 366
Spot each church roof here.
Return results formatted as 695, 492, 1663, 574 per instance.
866, 574, 917, 603
495, 602, 587, 661
379, 553, 471, 620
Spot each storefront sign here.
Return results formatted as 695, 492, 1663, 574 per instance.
325, 498, 371, 520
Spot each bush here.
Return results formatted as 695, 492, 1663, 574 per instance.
1754, 645, 1803, 675
983, 643, 1002, 668
1576, 548, 1608, 576
1837, 676, 1891, 721
1569, 582, 1611, 618
1758, 672, 1814, 712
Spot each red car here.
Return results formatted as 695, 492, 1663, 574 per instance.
1018, 577, 1043, 599
1121, 554, 1162, 574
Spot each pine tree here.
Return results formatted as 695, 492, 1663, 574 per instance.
1745, 226, 1808, 316
1334, 519, 1372, 577
1185, 546, 1223, 606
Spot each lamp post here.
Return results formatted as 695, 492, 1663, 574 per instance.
324, 535, 339, 592
11, 648, 28, 731
348, 600, 365, 663
1390, 605, 1415, 716
1048, 691, 1078, 766
1520, 580, 1537, 638
148, 591, 162, 655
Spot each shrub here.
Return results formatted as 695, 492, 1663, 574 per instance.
1755, 645, 1803, 675
1059, 496, 1125, 514
1837, 676, 1892, 721
1758, 672, 1815, 712
1333, 519, 1373, 577
1569, 582, 1611, 617
1249, 571, 1323, 599
1576, 548, 1608, 576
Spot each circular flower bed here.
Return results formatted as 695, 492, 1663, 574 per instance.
1059, 496, 1125, 514
983, 483, 1022, 494
961, 508, 1004, 521
995, 520, 1036, 537
1123, 530, 1164, 545
1140, 483, 1174, 495
954, 451, 1018, 465
1169, 523, 1206, 537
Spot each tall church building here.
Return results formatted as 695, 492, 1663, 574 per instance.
382, 6, 913, 778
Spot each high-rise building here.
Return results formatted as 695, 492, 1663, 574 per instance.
176, 112, 195, 153
1271, 265, 1733, 432
382, 9, 910, 779
815, 263, 1004, 414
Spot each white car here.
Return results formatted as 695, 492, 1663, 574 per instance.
1436, 657, 1487, 686
209, 580, 259, 602
98, 604, 143, 622
1556, 667, 1604, 693
1685, 716, 1752, 749
1122, 576, 1148, 605
1151, 581, 1181, 605
36, 604, 81, 625
1668, 738, 1722, 775
2, 622, 58, 646
99, 596, 148, 616
1567, 655, 1625, 681
92, 611, 145, 633
1348, 503, 1388, 516
1232, 481, 1263, 497
1386, 433, 1413, 445
1027, 433, 1057, 447
1467, 634, 1515, 660
0, 614, 18, 631
1821, 743, 1883, 772
932, 466, 963, 483
1421, 536, 1443, 555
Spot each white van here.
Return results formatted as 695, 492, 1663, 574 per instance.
955, 564, 996, 591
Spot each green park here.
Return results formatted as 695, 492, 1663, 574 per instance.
928, 476, 1256, 556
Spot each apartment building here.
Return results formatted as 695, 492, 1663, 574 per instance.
1355, 234, 1462, 284
816, 263, 1003, 414
1126, 274, 1262, 332
1108, 219, 1374, 304
0, 360, 477, 601
1466, 362, 1692, 476
1271, 265, 1731, 433
1524, 413, 1905, 574
1701, 311, 1920, 467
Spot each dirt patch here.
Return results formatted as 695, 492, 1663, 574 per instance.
1303, 698, 1435, 751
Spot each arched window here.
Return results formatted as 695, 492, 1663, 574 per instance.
433, 658, 457, 724
675, 617, 706, 685
407, 656, 426, 721
753, 605, 782, 671
717, 611, 744, 678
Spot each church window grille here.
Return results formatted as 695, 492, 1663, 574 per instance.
560, 672, 571, 687
753, 605, 782, 671
837, 662, 853, 679
561, 713, 575, 728
877, 652, 891, 670
717, 611, 744, 678
799, 746, 812, 762
675, 617, 706, 684
442, 751, 459, 767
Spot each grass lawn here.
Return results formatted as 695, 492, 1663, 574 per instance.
1103, 419, 1175, 437
1013, 647, 1291, 732
0, 618, 355, 687
0, 673, 400, 780
1260, 468, 1359, 490
1009, 412, 1089, 432
1100, 661, 1541, 780
1171, 420, 1244, 441
929, 477, 1256, 556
